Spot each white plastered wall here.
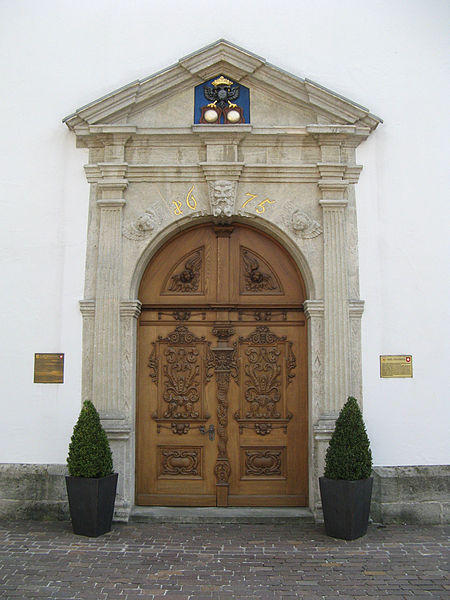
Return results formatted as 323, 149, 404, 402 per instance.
0, 0, 448, 466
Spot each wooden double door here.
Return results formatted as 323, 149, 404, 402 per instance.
136, 224, 308, 506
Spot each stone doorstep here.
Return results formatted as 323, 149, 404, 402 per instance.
129, 506, 314, 524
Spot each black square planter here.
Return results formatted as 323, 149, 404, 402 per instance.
66, 473, 118, 537
319, 476, 373, 540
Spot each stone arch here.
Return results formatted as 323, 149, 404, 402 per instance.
129, 214, 317, 302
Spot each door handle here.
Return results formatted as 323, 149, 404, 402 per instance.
199, 424, 215, 441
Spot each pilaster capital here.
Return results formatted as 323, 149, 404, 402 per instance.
317, 163, 346, 180
349, 300, 365, 318
96, 198, 126, 208
318, 179, 348, 195
79, 299, 95, 316
303, 300, 324, 319
96, 132, 133, 146
120, 300, 142, 319
319, 197, 348, 209
313, 414, 338, 440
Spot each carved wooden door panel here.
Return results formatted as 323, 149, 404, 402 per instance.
136, 223, 307, 506
227, 319, 308, 506
137, 321, 218, 505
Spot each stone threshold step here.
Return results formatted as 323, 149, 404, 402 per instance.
130, 506, 314, 524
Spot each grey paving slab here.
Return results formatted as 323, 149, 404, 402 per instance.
0, 520, 448, 599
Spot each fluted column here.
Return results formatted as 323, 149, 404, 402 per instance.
92, 198, 125, 413
92, 157, 128, 415
320, 192, 351, 414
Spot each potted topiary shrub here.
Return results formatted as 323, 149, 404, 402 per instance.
319, 396, 373, 540
66, 400, 118, 537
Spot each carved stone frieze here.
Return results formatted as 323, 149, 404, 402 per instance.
208, 180, 237, 219
123, 208, 160, 240
291, 209, 323, 239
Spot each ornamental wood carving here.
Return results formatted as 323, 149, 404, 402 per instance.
244, 345, 281, 418
241, 248, 282, 293
136, 223, 309, 507
234, 326, 296, 435
211, 326, 238, 487
162, 248, 204, 294
159, 447, 201, 477
149, 325, 214, 425
243, 449, 284, 477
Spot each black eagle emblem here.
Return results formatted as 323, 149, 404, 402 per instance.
204, 75, 240, 109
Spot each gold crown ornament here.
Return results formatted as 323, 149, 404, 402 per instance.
212, 75, 234, 87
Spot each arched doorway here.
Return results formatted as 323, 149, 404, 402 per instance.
136, 223, 308, 506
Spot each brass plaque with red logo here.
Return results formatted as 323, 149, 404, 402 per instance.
380, 355, 413, 378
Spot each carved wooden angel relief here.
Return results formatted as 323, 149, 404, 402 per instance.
234, 326, 295, 435
240, 248, 283, 294
161, 248, 204, 294
148, 325, 214, 434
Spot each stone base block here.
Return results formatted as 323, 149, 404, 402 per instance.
0, 464, 69, 520
371, 465, 450, 525
1, 463, 449, 524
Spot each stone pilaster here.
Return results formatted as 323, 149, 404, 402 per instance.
319, 186, 351, 414
349, 300, 365, 401
92, 161, 128, 415
79, 300, 95, 404
303, 300, 325, 515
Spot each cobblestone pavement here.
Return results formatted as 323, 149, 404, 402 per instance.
0, 520, 448, 599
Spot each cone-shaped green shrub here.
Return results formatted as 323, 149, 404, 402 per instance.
324, 396, 372, 480
67, 400, 113, 478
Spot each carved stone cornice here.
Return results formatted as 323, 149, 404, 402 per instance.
79, 299, 95, 316
303, 300, 324, 320
200, 162, 244, 182
349, 300, 365, 318
317, 163, 346, 180
344, 165, 363, 184
318, 181, 349, 197
319, 197, 348, 209
306, 124, 372, 145
241, 164, 319, 183
127, 164, 204, 182
120, 300, 142, 319
192, 125, 252, 141
96, 198, 126, 208
313, 414, 337, 441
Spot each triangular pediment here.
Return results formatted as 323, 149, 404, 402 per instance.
64, 40, 381, 131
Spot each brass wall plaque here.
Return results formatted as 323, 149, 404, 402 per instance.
380, 355, 413, 378
34, 353, 64, 383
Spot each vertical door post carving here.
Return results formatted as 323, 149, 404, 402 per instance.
211, 325, 237, 506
